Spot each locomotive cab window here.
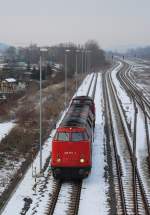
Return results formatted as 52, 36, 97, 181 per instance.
71, 132, 88, 141
54, 132, 70, 141
72, 100, 80, 104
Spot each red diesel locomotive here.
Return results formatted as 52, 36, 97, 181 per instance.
51, 96, 95, 179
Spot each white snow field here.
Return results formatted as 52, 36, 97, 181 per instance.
0, 122, 15, 142
0, 121, 19, 197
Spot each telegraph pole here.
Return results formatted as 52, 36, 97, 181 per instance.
75, 50, 80, 94
39, 55, 42, 173
64, 49, 70, 109
39, 48, 47, 174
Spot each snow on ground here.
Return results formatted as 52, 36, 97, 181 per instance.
125, 58, 150, 98
113, 59, 150, 205
0, 156, 25, 197
78, 73, 109, 215
136, 105, 150, 204
1, 73, 97, 215
0, 121, 15, 142
0, 121, 19, 196
111, 62, 134, 131
76, 73, 92, 97
3, 60, 148, 214
88, 74, 96, 97
106, 67, 137, 214
1, 134, 53, 215
130, 64, 150, 91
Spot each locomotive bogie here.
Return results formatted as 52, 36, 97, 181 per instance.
52, 167, 91, 179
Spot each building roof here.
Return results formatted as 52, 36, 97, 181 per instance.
5, 78, 16, 83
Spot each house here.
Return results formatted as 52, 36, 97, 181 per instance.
0, 78, 17, 93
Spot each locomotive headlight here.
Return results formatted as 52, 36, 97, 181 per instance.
80, 158, 85, 163
56, 158, 61, 163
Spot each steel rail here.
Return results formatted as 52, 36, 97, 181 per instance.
116, 62, 150, 169
91, 73, 98, 99
46, 180, 62, 215
108, 68, 150, 214
86, 73, 95, 96
127, 68, 150, 108
64, 74, 98, 215
67, 180, 82, 215
66, 74, 98, 215
117, 65, 150, 120
107, 70, 140, 214
103, 72, 127, 215
46, 73, 98, 215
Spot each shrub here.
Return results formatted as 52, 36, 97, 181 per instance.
0, 126, 34, 154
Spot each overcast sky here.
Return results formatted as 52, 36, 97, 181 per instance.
0, 0, 149, 50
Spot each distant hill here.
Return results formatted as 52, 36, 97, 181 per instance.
126, 46, 150, 59
106, 44, 140, 53
0, 43, 9, 52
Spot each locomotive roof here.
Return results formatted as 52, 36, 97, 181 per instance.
71, 96, 94, 107
60, 97, 94, 128
65, 105, 91, 121
57, 126, 86, 132
72, 95, 93, 101
60, 116, 87, 127
68, 104, 90, 114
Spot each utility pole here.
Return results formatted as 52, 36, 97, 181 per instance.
84, 50, 87, 74
86, 50, 91, 74
39, 55, 42, 173
39, 48, 47, 174
75, 50, 80, 94
64, 49, 70, 108
81, 49, 84, 76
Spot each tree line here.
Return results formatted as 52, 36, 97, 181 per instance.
3, 40, 108, 77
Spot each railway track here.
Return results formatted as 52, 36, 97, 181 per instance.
123, 66, 150, 165
103, 72, 124, 214
46, 180, 61, 215
104, 64, 150, 214
116, 62, 150, 172
127, 68, 150, 111
117, 63, 150, 120
3, 61, 149, 214
44, 73, 98, 215
67, 180, 82, 215
45, 180, 82, 215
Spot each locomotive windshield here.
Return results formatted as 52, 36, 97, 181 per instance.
71, 132, 88, 141
54, 132, 70, 141
72, 100, 92, 106
54, 131, 89, 142
72, 100, 80, 104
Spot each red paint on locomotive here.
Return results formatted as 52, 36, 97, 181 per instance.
50, 96, 95, 179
